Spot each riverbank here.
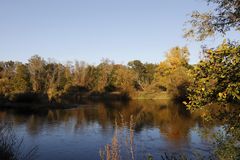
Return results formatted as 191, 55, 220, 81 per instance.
0, 102, 78, 113
0, 91, 171, 110
132, 91, 170, 100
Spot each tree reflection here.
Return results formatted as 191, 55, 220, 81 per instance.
0, 100, 209, 144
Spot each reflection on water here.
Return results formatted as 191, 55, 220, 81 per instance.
0, 100, 217, 159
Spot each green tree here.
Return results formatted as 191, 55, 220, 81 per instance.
154, 47, 190, 100
0, 61, 16, 95
45, 62, 67, 101
186, 41, 240, 160
186, 41, 240, 110
128, 60, 146, 86
95, 59, 114, 92
63, 62, 74, 91
84, 65, 99, 91
112, 65, 137, 93
184, 1, 240, 159
28, 55, 46, 93
12, 64, 31, 93
73, 61, 88, 87
184, 0, 240, 41
143, 63, 157, 85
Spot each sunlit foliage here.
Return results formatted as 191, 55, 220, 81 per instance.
186, 41, 240, 110
184, 0, 240, 41
154, 46, 191, 100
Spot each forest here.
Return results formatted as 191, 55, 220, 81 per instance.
0, 46, 191, 104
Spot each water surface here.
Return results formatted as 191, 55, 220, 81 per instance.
0, 100, 218, 159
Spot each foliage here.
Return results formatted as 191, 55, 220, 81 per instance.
0, 61, 16, 95
0, 47, 191, 103
154, 47, 191, 100
186, 41, 240, 110
184, 1, 240, 159
28, 55, 46, 93
111, 65, 137, 93
128, 60, 158, 88
186, 41, 240, 160
213, 130, 240, 160
128, 60, 146, 85
12, 64, 31, 93
184, 0, 240, 41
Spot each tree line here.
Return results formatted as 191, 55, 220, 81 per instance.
0, 46, 191, 103
1, 0, 240, 159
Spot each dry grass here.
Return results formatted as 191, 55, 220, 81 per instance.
100, 115, 136, 160
99, 115, 214, 160
0, 122, 38, 160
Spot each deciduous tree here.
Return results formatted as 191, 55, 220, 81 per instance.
184, 0, 240, 41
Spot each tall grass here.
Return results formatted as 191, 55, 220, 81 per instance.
0, 122, 38, 160
100, 115, 136, 160
99, 115, 215, 160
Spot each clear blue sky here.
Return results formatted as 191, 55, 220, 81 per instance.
0, 0, 239, 64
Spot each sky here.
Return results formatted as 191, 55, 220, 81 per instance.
0, 0, 239, 64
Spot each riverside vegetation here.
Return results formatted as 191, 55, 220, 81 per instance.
1, 41, 239, 159
99, 0, 240, 158
0, 0, 240, 159
0, 122, 37, 160
0, 46, 191, 106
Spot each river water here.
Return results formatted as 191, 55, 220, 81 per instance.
0, 100, 219, 160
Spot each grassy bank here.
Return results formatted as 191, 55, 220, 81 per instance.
132, 91, 170, 100
0, 91, 172, 111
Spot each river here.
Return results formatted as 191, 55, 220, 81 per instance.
0, 100, 219, 160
